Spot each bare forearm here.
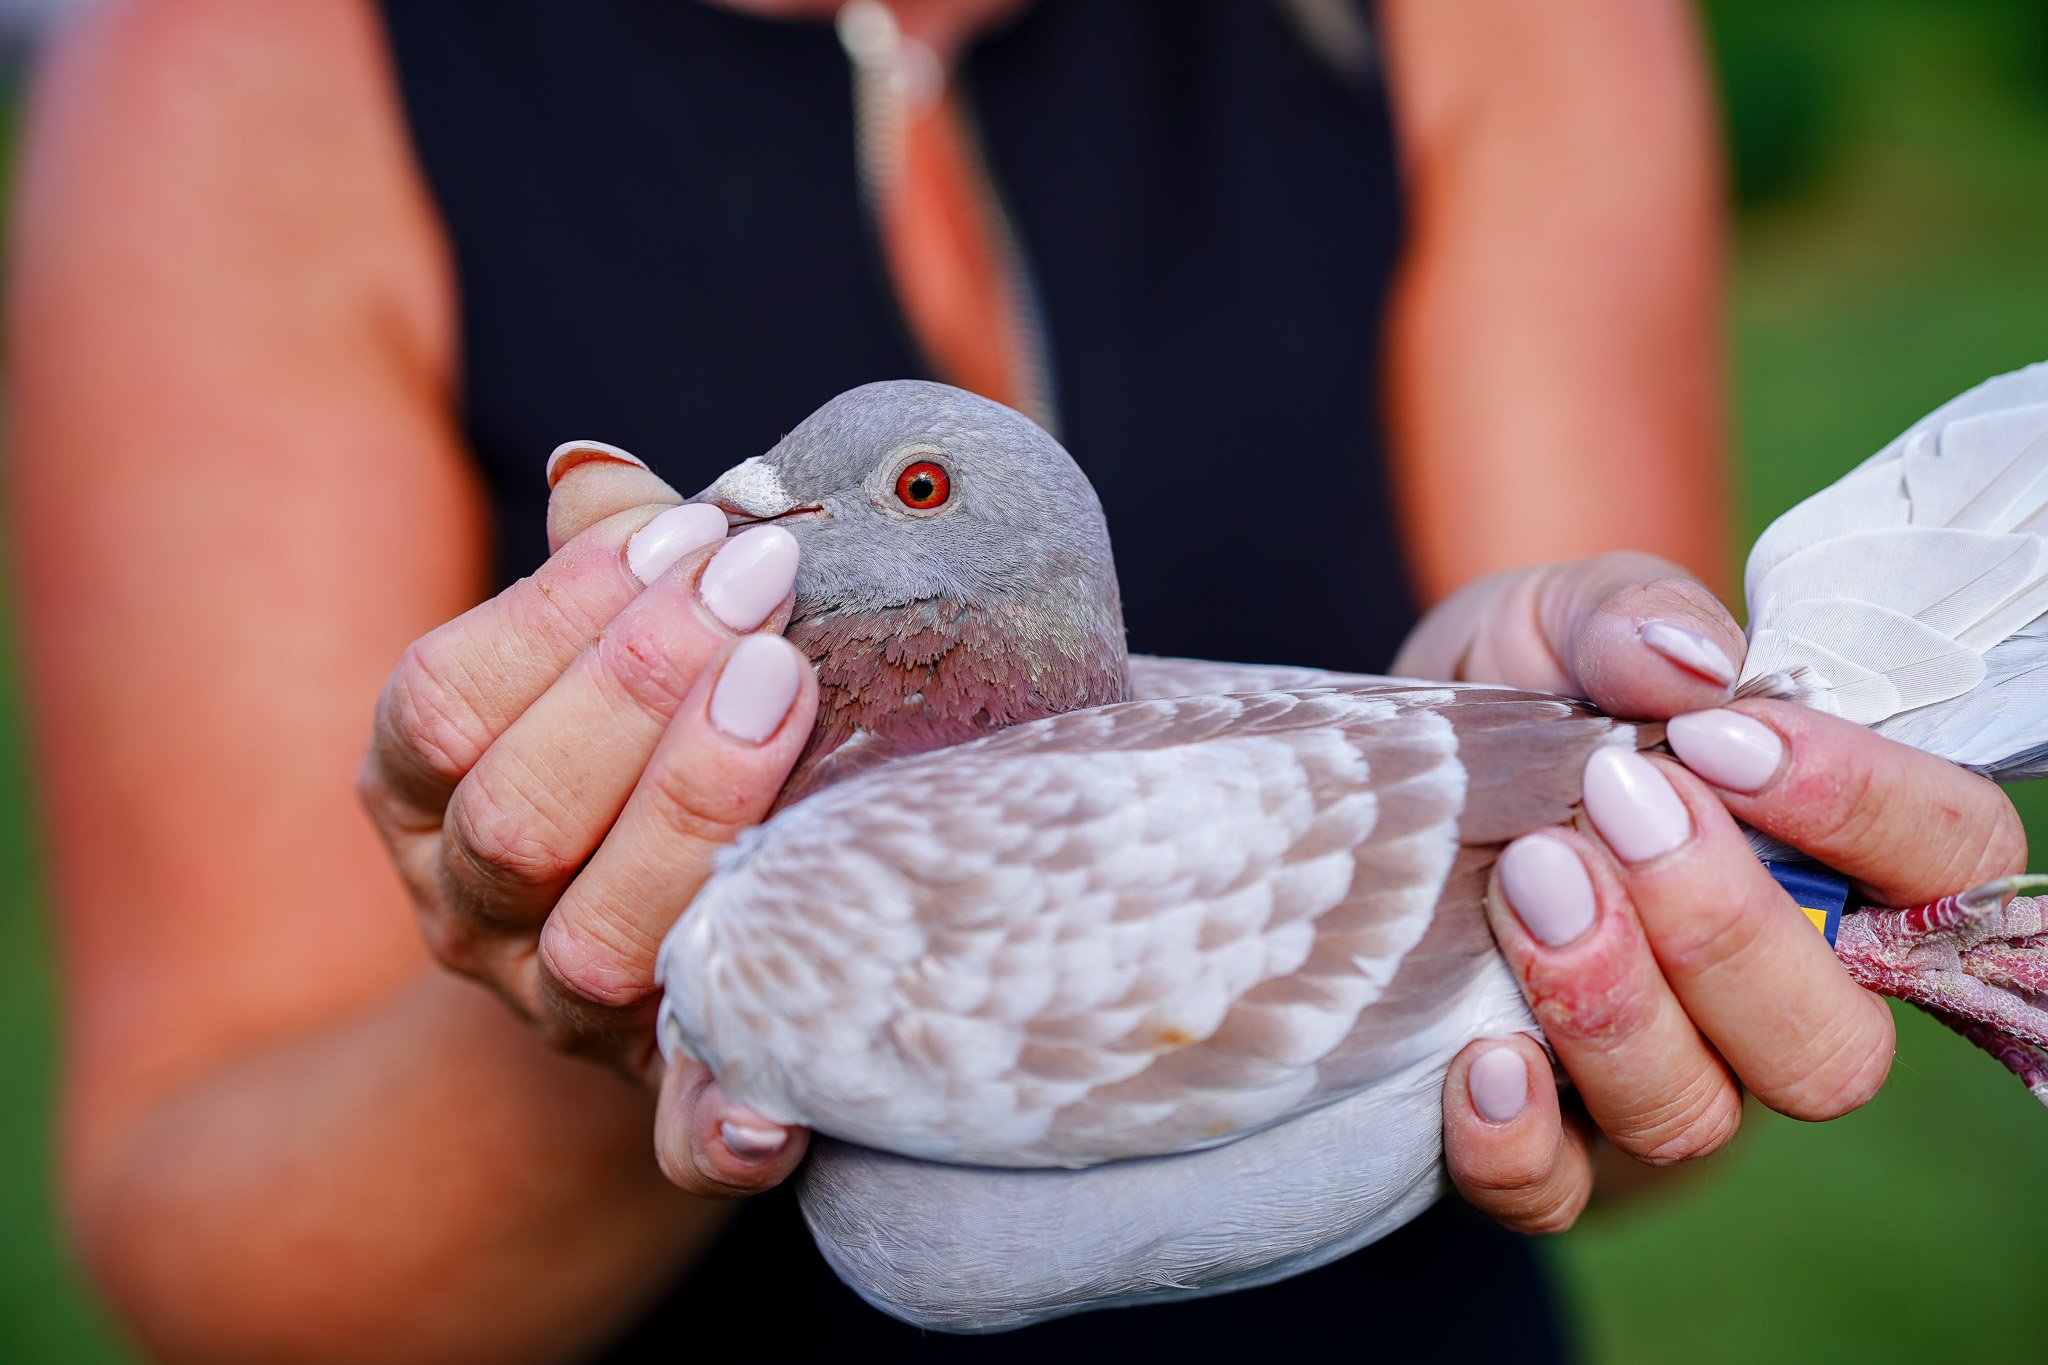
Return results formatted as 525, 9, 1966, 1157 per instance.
1380, 0, 1731, 603
72, 970, 724, 1365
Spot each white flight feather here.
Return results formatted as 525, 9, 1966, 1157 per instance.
1741, 363, 2048, 776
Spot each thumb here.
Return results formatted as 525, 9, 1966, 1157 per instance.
1539, 551, 1745, 719
546, 440, 685, 553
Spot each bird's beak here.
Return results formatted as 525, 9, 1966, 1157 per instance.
690, 456, 830, 531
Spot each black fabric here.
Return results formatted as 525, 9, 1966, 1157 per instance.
608, 1184, 1568, 1361
379, 0, 1419, 671
376, 1, 1568, 1358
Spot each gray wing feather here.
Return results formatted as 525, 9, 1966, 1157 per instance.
657, 682, 1627, 1168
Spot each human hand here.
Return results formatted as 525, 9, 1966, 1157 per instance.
1402, 555, 2027, 1232
359, 444, 816, 1195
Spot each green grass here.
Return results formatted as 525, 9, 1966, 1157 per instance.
1551, 5, 2048, 1361
4, 5, 2048, 1361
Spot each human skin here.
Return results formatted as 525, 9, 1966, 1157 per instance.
8, 0, 2021, 1360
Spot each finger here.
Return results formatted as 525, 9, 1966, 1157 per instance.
655, 1056, 808, 1197
1666, 700, 2029, 906
1539, 553, 1745, 718
438, 524, 795, 947
1443, 1035, 1594, 1235
1486, 829, 1742, 1163
1581, 746, 1898, 1120
1404, 554, 1744, 718
536, 633, 816, 1040
546, 440, 686, 553
364, 500, 707, 834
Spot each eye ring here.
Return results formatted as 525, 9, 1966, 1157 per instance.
895, 460, 951, 511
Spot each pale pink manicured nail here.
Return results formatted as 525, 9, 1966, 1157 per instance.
1667, 709, 1785, 794
1498, 835, 1597, 947
708, 635, 804, 743
625, 503, 728, 584
719, 1111, 791, 1159
1468, 1045, 1529, 1124
546, 439, 649, 488
1640, 619, 1738, 687
1584, 747, 1693, 863
700, 525, 799, 631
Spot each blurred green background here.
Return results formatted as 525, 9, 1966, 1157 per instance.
3, 1, 2047, 1360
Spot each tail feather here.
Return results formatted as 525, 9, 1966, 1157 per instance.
1740, 364, 2048, 779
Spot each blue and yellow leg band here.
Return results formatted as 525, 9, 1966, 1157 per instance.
1764, 861, 1852, 947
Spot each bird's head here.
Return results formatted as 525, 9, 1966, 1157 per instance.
692, 380, 1129, 773
692, 380, 1123, 632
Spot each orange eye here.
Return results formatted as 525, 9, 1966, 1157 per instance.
895, 460, 951, 510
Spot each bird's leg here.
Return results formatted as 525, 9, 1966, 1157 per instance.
1834, 875, 2048, 1110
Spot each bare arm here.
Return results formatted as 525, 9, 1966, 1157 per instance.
1379, 0, 1731, 605
10, 2, 717, 1358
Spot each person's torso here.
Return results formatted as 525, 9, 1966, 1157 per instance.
381, 0, 1420, 670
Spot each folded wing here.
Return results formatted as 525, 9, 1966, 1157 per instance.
658, 681, 1629, 1167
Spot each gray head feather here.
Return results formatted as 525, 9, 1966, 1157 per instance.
696, 381, 1122, 622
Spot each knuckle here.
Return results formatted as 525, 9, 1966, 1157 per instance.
1782, 751, 1883, 865
639, 759, 753, 849
543, 915, 662, 1009
1514, 1191, 1587, 1238
1591, 550, 1685, 590
445, 775, 580, 896
536, 963, 658, 1061
1456, 1150, 1585, 1235
1597, 567, 1709, 619
1761, 1007, 1896, 1121
417, 908, 484, 979
1624, 1078, 1743, 1166
1981, 800, 2029, 881
1645, 888, 1771, 984
354, 753, 398, 828
1528, 961, 1662, 1049
512, 568, 614, 650
1927, 783, 2028, 888
655, 1137, 698, 1191
655, 1128, 743, 1198
596, 615, 699, 720
382, 641, 493, 786
1456, 1146, 1555, 1201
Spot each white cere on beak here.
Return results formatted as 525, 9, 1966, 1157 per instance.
712, 456, 797, 518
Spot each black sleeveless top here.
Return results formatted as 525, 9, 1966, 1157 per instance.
377, 2, 1568, 1358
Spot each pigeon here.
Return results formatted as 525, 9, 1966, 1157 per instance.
646, 369, 2048, 1332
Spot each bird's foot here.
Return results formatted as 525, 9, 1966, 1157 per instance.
1835, 874, 2048, 1109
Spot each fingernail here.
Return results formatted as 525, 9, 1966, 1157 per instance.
1584, 747, 1693, 863
1468, 1045, 1529, 1124
1667, 708, 1785, 794
547, 439, 649, 488
1498, 835, 1597, 947
709, 635, 804, 743
719, 1112, 791, 1159
700, 525, 800, 631
1640, 619, 1738, 687
625, 503, 728, 584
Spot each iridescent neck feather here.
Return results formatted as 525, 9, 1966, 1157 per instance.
781, 589, 1129, 801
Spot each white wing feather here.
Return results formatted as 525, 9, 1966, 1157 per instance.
1742, 363, 2048, 775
